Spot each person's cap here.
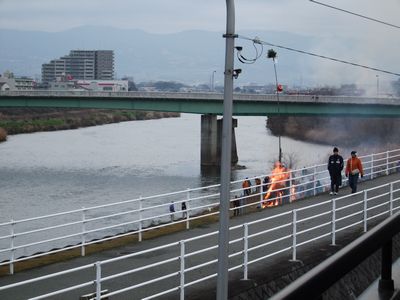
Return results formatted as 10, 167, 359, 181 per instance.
351, 150, 357, 155
333, 147, 338, 152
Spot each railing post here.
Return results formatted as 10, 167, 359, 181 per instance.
81, 207, 86, 257
389, 183, 394, 216
371, 154, 374, 179
313, 166, 317, 196
289, 170, 293, 202
243, 223, 249, 280
139, 196, 143, 242
180, 240, 185, 300
9, 219, 15, 275
186, 189, 190, 230
363, 190, 368, 232
260, 180, 264, 203
331, 199, 336, 246
291, 209, 297, 261
386, 151, 389, 175
95, 261, 102, 300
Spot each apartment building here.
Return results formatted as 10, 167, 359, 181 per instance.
42, 50, 114, 83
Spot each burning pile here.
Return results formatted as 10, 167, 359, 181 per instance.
262, 161, 295, 208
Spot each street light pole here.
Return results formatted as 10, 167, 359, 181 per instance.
211, 70, 216, 91
217, 0, 236, 299
376, 74, 380, 97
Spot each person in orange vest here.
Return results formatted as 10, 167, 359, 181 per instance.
345, 151, 364, 193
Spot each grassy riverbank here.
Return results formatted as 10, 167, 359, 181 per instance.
0, 108, 180, 136
267, 116, 400, 149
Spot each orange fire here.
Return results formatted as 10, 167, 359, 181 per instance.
262, 161, 294, 208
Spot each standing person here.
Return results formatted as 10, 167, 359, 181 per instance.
181, 201, 187, 219
242, 178, 252, 196
345, 151, 364, 193
327, 147, 344, 195
233, 196, 240, 216
169, 201, 175, 222
254, 177, 262, 194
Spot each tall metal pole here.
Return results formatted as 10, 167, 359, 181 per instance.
272, 58, 282, 162
217, 1, 236, 299
212, 70, 216, 91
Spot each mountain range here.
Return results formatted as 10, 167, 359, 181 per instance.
0, 26, 385, 87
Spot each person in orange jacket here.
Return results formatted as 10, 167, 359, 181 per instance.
242, 178, 252, 196
345, 151, 364, 193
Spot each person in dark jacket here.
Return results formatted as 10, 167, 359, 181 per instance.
327, 147, 344, 195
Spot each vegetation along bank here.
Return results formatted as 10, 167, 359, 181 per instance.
0, 108, 180, 142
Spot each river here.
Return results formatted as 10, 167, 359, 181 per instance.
0, 113, 332, 222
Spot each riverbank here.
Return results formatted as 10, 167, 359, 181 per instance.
267, 116, 400, 150
0, 108, 180, 137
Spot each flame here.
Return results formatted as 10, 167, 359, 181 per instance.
262, 161, 295, 208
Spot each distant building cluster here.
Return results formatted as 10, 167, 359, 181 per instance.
0, 70, 35, 91
0, 50, 138, 92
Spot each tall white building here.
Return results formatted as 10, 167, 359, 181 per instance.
42, 50, 114, 83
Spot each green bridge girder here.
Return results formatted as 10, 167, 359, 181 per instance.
1, 91, 400, 117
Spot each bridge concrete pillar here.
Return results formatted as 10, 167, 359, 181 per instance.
200, 114, 238, 167
201, 114, 218, 166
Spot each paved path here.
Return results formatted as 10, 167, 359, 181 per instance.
1, 172, 399, 300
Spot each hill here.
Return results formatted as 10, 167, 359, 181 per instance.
0, 26, 332, 86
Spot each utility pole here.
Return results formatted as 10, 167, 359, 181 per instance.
217, 0, 236, 299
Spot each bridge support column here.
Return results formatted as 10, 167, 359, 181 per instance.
200, 115, 238, 167
201, 114, 218, 166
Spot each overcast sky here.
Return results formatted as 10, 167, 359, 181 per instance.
0, 0, 398, 37
1, 0, 399, 88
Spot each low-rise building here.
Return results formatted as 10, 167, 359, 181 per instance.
0, 71, 35, 91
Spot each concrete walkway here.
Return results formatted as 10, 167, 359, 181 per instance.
0, 172, 400, 300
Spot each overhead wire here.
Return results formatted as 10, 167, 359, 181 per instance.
234, 3, 400, 163
309, 0, 400, 29
237, 35, 400, 77
236, 38, 263, 64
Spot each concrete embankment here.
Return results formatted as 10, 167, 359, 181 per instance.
228, 231, 400, 300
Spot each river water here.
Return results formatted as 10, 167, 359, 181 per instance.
0, 113, 332, 223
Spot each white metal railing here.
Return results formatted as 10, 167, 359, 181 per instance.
0, 149, 400, 276
0, 177, 399, 299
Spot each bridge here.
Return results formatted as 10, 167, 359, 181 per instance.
0, 149, 400, 299
1, 90, 400, 116
1, 90, 400, 167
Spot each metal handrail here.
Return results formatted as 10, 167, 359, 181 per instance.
0, 148, 399, 276
0, 178, 399, 299
270, 211, 400, 300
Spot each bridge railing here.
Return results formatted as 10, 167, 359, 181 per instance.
0, 177, 399, 299
0, 149, 400, 275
